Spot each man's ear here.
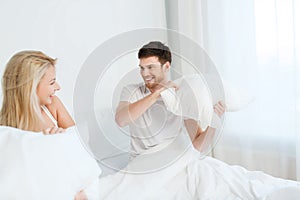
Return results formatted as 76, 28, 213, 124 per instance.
164, 61, 171, 71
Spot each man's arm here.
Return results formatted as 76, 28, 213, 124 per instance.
115, 81, 178, 127
115, 90, 161, 127
184, 119, 216, 152
184, 101, 225, 152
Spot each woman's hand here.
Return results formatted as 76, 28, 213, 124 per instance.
74, 190, 87, 200
43, 127, 66, 135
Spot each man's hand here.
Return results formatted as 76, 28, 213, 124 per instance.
213, 101, 226, 117
156, 81, 179, 94
74, 190, 87, 200
115, 81, 178, 127
43, 127, 66, 135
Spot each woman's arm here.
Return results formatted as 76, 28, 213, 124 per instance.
46, 95, 75, 128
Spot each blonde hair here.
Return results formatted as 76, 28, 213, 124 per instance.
0, 50, 56, 132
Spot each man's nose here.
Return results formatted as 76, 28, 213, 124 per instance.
141, 68, 150, 76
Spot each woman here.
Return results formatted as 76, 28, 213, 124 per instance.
0, 50, 74, 134
0, 50, 88, 200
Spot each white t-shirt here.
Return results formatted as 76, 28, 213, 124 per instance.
119, 83, 185, 158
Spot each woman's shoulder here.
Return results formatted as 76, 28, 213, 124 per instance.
50, 95, 63, 106
45, 96, 63, 119
45, 95, 75, 128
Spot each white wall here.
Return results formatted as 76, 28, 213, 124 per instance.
0, 0, 167, 114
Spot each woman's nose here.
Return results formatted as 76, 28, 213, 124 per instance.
55, 82, 61, 91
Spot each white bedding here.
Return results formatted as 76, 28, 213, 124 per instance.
89, 144, 300, 200
0, 126, 101, 200
1, 126, 299, 200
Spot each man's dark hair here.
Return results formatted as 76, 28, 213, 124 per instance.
138, 41, 172, 64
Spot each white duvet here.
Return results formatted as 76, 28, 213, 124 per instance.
1, 127, 300, 200
89, 144, 300, 200
0, 126, 101, 200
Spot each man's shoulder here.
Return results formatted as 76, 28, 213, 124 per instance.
122, 82, 145, 91
120, 82, 147, 102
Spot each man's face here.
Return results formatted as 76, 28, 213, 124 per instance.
139, 56, 169, 91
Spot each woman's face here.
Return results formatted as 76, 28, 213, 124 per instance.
36, 66, 61, 105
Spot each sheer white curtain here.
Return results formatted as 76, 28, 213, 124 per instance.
165, 0, 300, 180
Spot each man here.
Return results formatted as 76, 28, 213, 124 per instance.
115, 41, 225, 158
97, 41, 299, 200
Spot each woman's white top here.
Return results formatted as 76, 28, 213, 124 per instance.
41, 105, 58, 127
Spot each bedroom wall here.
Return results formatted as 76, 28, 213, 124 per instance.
0, 0, 167, 114
0, 0, 168, 175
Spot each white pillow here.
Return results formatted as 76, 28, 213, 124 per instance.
160, 74, 254, 129
0, 126, 101, 200
161, 74, 214, 130
222, 79, 254, 111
